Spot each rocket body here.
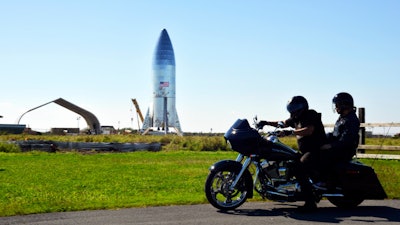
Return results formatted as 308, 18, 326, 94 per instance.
142, 29, 182, 134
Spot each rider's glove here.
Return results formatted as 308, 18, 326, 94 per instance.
256, 121, 268, 129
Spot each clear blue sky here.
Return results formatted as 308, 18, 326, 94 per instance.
1, 1, 399, 134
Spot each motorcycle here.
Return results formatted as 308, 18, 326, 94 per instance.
204, 118, 387, 210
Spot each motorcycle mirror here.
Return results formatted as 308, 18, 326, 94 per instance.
253, 116, 258, 128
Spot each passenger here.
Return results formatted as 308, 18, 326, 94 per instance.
319, 92, 360, 184
257, 96, 326, 212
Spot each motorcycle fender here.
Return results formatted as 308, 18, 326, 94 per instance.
209, 160, 254, 198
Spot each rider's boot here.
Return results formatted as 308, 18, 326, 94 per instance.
298, 200, 317, 213
298, 182, 317, 212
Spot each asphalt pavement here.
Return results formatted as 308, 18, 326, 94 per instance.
1, 200, 399, 225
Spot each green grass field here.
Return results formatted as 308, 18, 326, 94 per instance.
0, 150, 398, 217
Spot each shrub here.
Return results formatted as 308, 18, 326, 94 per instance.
0, 142, 21, 153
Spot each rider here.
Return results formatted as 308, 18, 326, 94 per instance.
257, 96, 326, 212
319, 92, 360, 183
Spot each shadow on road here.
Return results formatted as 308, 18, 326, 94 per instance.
219, 204, 400, 223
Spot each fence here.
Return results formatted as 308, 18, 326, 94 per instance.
357, 108, 400, 152
326, 107, 400, 153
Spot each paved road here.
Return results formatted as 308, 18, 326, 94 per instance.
1, 200, 399, 225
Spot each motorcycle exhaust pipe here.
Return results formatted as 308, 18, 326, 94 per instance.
267, 190, 289, 198
268, 190, 344, 198
322, 193, 344, 197
266, 190, 296, 202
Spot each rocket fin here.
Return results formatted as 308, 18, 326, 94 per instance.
171, 109, 182, 135
141, 107, 152, 131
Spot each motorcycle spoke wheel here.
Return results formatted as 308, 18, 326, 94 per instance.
205, 169, 248, 210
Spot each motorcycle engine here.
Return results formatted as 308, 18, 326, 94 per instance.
261, 160, 288, 182
261, 160, 301, 194
256, 160, 301, 197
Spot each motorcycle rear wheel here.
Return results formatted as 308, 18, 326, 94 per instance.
205, 167, 248, 210
327, 195, 364, 208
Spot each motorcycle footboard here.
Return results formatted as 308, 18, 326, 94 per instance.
336, 161, 387, 199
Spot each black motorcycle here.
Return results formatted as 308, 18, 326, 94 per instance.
204, 118, 387, 210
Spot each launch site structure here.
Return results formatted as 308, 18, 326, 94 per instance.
142, 29, 182, 135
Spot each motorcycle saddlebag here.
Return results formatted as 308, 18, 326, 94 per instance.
224, 119, 261, 155
335, 161, 387, 199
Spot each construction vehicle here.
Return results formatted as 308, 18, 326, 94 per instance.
131, 98, 144, 129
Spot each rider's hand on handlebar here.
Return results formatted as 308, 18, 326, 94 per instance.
256, 121, 268, 129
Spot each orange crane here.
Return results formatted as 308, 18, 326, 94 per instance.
131, 98, 144, 124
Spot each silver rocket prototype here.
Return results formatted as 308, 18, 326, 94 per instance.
142, 29, 182, 135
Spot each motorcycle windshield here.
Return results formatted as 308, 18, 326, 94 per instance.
231, 119, 251, 130
224, 119, 261, 155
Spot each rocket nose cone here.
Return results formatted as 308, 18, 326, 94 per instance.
154, 29, 175, 66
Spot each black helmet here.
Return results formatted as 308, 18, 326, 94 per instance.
286, 96, 309, 116
333, 92, 354, 113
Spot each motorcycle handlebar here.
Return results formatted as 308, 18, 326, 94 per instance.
277, 121, 285, 128
253, 116, 294, 136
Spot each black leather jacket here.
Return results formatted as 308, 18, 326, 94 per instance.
327, 110, 360, 160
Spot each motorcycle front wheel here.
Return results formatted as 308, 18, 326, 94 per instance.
205, 166, 248, 210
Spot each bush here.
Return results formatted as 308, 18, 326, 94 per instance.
0, 142, 21, 153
